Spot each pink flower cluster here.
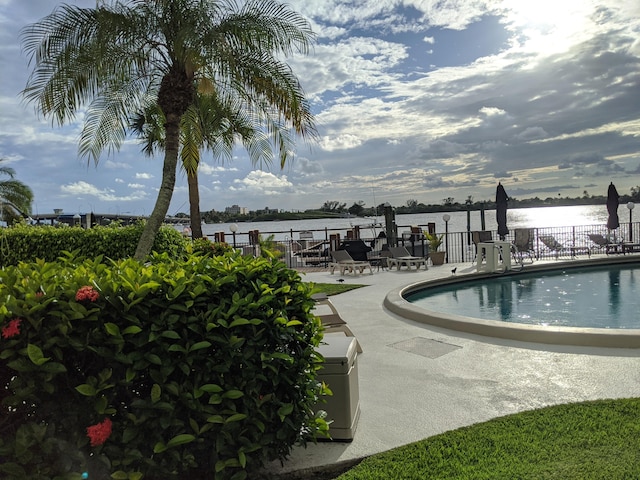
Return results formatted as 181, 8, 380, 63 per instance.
86, 418, 112, 446
76, 286, 100, 302
1, 318, 21, 339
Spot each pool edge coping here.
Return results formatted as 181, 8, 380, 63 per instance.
384, 255, 640, 348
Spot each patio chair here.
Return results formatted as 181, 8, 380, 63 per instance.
387, 246, 428, 271
587, 233, 619, 255
539, 234, 590, 259
539, 234, 565, 259
513, 228, 536, 264
311, 294, 363, 353
367, 249, 391, 271
471, 230, 493, 259
329, 249, 373, 275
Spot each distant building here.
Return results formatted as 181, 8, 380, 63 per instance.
255, 207, 281, 215
225, 204, 248, 215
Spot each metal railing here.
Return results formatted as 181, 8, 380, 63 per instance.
207, 222, 640, 268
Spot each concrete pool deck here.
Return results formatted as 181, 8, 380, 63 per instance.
264, 256, 640, 476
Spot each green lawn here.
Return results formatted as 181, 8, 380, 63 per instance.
335, 398, 640, 479
307, 282, 366, 296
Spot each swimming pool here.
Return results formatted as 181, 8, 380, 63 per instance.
383, 257, 640, 348
405, 264, 640, 329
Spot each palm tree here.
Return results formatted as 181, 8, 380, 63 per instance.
0, 159, 34, 225
133, 86, 307, 239
21, 0, 315, 259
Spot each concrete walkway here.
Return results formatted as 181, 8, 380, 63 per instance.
264, 261, 640, 476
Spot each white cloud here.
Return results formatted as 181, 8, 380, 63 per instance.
319, 134, 363, 151
230, 171, 296, 196
60, 181, 148, 202
198, 162, 239, 175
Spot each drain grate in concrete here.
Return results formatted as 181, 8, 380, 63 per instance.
389, 336, 462, 359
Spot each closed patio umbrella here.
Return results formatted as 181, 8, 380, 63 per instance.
496, 183, 509, 240
606, 182, 620, 230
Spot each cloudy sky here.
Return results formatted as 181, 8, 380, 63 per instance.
1, 1, 639, 217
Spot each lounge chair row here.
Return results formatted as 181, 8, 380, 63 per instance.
475, 228, 623, 265
329, 246, 429, 275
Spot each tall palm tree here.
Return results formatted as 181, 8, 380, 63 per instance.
21, 0, 315, 259
0, 159, 34, 225
133, 88, 305, 239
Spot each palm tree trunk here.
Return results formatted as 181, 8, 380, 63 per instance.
134, 115, 181, 260
188, 172, 203, 239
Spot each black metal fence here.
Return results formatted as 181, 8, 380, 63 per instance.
206, 222, 640, 267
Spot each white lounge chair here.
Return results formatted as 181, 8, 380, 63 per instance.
329, 249, 373, 275
387, 246, 427, 271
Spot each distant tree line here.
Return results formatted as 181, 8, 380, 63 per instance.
192, 185, 640, 223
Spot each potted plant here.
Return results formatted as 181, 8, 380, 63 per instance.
425, 232, 446, 265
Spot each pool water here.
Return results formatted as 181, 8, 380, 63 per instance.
405, 264, 640, 329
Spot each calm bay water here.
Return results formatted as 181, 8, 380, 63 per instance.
198, 204, 615, 242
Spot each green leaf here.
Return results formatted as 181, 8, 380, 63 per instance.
161, 330, 181, 339
122, 427, 138, 443
165, 382, 180, 396
229, 317, 251, 328
0, 349, 13, 359
189, 417, 200, 434
40, 361, 67, 373
27, 343, 50, 365
189, 341, 211, 352
153, 442, 167, 453
151, 383, 161, 403
110, 471, 128, 480
286, 319, 303, 327
75, 384, 97, 396
95, 395, 108, 414
145, 353, 162, 365
226, 413, 247, 423
278, 403, 294, 419
122, 325, 142, 335
200, 384, 223, 393
223, 389, 244, 399
206, 415, 224, 423
166, 433, 196, 448
105, 322, 120, 336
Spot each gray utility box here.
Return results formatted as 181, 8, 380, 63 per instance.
316, 334, 360, 441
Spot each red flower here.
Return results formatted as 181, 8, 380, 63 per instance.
35, 291, 44, 299
86, 418, 112, 446
2, 318, 22, 339
76, 286, 99, 302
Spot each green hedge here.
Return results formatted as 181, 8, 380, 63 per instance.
0, 223, 187, 265
0, 253, 329, 479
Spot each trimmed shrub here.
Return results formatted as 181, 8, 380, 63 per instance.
191, 237, 234, 257
0, 223, 187, 265
0, 253, 328, 479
